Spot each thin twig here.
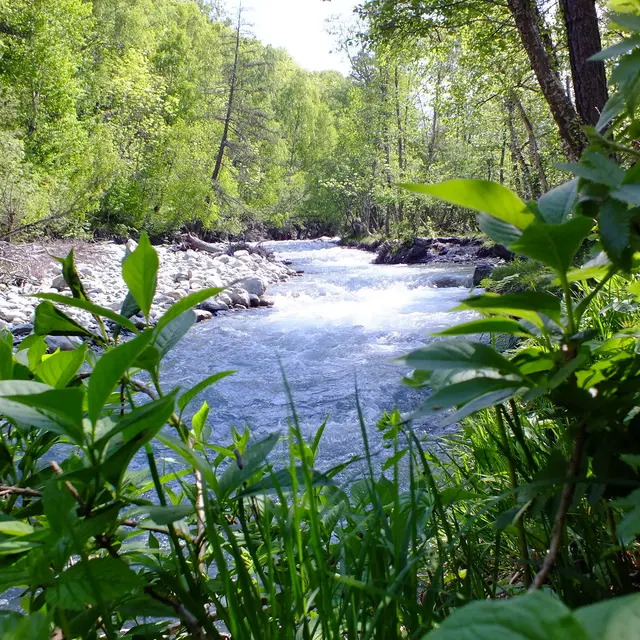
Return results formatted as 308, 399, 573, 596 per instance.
50, 460, 86, 509
0, 485, 42, 497
529, 424, 587, 591
145, 587, 208, 640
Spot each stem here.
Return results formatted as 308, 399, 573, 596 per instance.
529, 423, 586, 591
495, 405, 532, 587
560, 271, 576, 336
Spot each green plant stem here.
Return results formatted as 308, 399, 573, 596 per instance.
495, 405, 532, 587
529, 423, 586, 591
559, 271, 576, 336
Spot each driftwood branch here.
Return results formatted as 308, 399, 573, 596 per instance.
184, 233, 227, 257
0, 485, 42, 498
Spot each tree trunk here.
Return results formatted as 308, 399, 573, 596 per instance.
507, 0, 585, 160
211, 8, 241, 185
559, 0, 608, 126
512, 94, 549, 196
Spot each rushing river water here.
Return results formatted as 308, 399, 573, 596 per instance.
161, 240, 477, 466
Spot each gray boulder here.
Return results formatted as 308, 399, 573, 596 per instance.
236, 276, 267, 297
228, 288, 251, 308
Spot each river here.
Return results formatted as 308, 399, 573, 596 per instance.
161, 240, 477, 467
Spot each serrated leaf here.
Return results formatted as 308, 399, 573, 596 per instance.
509, 217, 593, 274
599, 200, 638, 269
477, 213, 522, 245
156, 288, 224, 331
152, 311, 195, 358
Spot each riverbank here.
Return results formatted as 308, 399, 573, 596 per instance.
340, 235, 513, 285
0, 238, 298, 337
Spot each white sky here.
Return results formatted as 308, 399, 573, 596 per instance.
241, 0, 358, 74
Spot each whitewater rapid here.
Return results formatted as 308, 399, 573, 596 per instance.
161, 240, 477, 466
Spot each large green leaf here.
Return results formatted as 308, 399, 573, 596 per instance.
99, 394, 176, 488
400, 180, 534, 229
34, 302, 96, 339
35, 344, 87, 388
537, 179, 579, 224
50, 557, 144, 610
155, 287, 224, 331
599, 200, 638, 269
122, 232, 158, 319
509, 216, 593, 274
418, 377, 524, 414
454, 292, 562, 327
434, 318, 533, 337
88, 331, 153, 424
0, 330, 13, 380
236, 467, 334, 498
33, 293, 139, 333
424, 592, 588, 639
178, 370, 236, 412
153, 310, 195, 357
574, 594, 640, 640
477, 213, 522, 246
398, 341, 523, 378
441, 387, 524, 425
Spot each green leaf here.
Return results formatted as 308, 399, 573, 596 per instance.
509, 217, 593, 274
88, 331, 153, 424
55, 249, 89, 301
178, 370, 236, 412
35, 344, 86, 388
418, 377, 524, 414
157, 434, 217, 489
599, 200, 637, 269
218, 432, 280, 501
434, 318, 533, 337
0, 611, 49, 640
51, 557, 144, 610
454, 292, 562, 326
0, 330, 13, 380
122, 232, 158, 319
400, 180, 533, 229
6, 388, 84, 440
99, 394, 176, 488
559, 152, 625, 188
425, 592, 588, 640
153, 311, 195, 357
155, 287, 224, 331
611, 184, 640, 206
441, 388, 523, 425
34, 302, 96, 339
398, 341, 523, 378
477, 213, 522, 246
0, 516, 34, 536
147, 505, 194, 525
589, 35, 640, 61
191, 401, 209, 440
33, 293, 139, 333
574, 593, 640, 640
537, 179, 579, 224
563, 264, 612, 283
236, 467, 334, 498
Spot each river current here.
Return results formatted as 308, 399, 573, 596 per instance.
161, 240, 477, 466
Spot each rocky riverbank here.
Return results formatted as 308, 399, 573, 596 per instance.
340, 236, 513, 285
0, 239, 297, 338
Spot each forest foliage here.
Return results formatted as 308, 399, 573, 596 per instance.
0, 0, 606, 241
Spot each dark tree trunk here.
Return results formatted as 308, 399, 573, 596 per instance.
212, 8, 241, 185
507, 0, 585, 160
559, 0, 608, 126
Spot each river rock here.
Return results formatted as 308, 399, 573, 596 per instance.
198, 300, 229, 313
51, 275, 68, 291
236, 276, 267, 297
473, 264, 494, 286
195, 309, 212, 322
45, 336, 83, 353
429, 274, 473, 288
126, 239, 138, 253
228, 288, 251, 308
259, 297, 275, 307
248, 293, 260, 308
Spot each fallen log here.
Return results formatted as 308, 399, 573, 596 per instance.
183, 233, 228, 256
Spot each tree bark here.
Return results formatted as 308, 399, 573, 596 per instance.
559, 0, 608, 127
211, 7, 241, 185
507, 0, 585, 160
